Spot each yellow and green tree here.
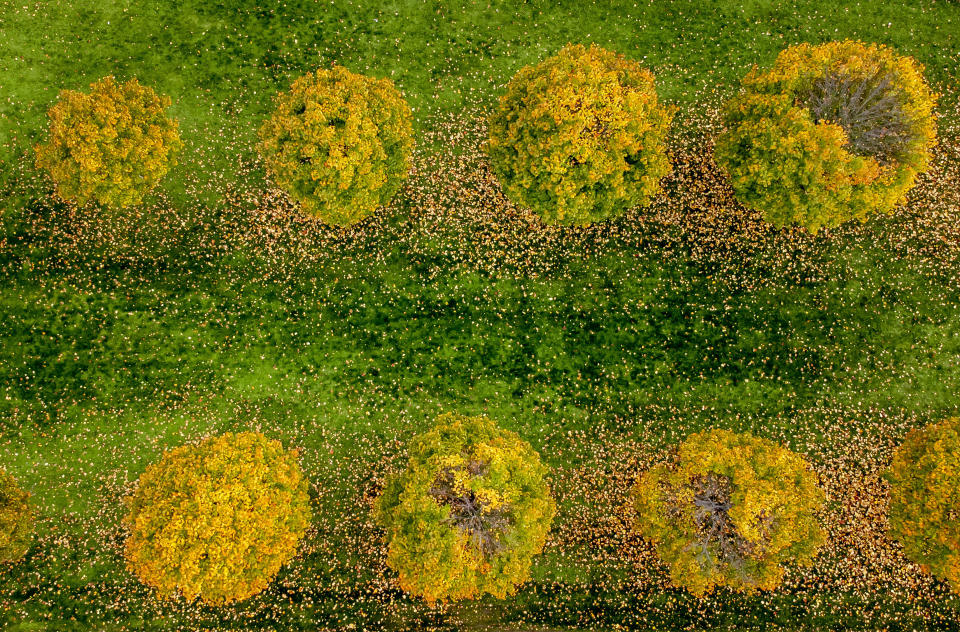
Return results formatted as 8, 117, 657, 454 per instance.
123, 432, 311, 605
375, 413, 556, 603
633, 429, 825, 596
35, 76, 183, 209
487, 43, 673, 226
0, 469, 32, 564
886, 418, 960, 593
259, 65, 415, 226
715, 40, 937, 232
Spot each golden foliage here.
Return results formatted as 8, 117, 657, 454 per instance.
258, 66, 415, 226
887, 418, 960, 594
123, 432, 311, 605
374, 413, 556, 603
633, 429, 825, 596
34, 76, 182, 209
487, 43, 673, 226
0, 469, 32, 564
715, 40, 937, 232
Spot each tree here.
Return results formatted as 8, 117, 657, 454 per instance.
487, 43, 673, 226
715, 40, 937, 232
0, 469, 32, 564
633, 429, 825, 595
35, 76, 182, 209
124, 432, 311, 605
375, 413, 556, 602
258, 65, 414, 226
887, 418, 960, 593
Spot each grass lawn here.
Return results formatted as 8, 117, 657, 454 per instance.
2, 1, 960, 630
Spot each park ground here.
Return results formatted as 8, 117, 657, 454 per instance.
1, 1, 960, 630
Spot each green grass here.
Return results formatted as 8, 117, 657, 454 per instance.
2, 0, 960, 630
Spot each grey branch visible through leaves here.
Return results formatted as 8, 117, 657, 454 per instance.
664, 473, 776, 585
801, 68, 913, 165
429, 461, 513, 559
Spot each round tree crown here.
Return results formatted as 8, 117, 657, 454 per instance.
887, 418, 960, 594
375, 413, 556, 602
123, 431, 311, 605
633, 428, 825, 595
715, 40, 937, 232
258, 65, 415, 226
35, 76, 183, 209
487, 43, 673, 226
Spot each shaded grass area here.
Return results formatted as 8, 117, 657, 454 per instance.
3, 235, 959, 445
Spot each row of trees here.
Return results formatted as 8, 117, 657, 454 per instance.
32, 41, 937, 233
2, 415, 958, 605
